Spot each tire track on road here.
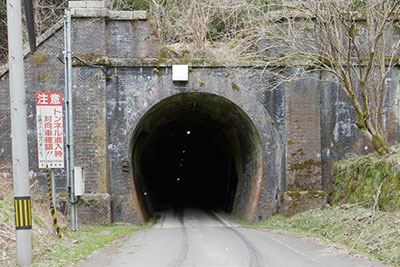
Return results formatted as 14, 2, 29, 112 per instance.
206, 211, 265, 267
167, 208, 189, 267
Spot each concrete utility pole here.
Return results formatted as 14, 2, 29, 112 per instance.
7, 0, 33, 264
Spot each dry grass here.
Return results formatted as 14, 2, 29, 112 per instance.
0, 180, 15, 264
0, 173, 148, 266
0, 175, 69, 266
330, 149, 400, 211
0, 0, 67, 65
257, 205, 400, 266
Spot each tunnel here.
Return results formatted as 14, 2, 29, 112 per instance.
130, 93, 263, 221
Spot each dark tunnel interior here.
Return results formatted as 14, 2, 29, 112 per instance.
131, 93, 261, 220
141, 123, 237, 212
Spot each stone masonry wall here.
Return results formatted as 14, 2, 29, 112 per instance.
285, 73, 322, 191
0, 8, 399, 224
106, 66, 283, 223
320, 69, 400, 191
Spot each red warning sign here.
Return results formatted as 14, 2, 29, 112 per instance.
35, 92, 64, 168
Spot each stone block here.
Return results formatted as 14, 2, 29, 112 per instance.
95, 8, 108, 17
133, 11, 148, 20
52, 193, 111, 225
86, 1, 105, 8
72, 8, 108, 17
68, 1, 87, 8
106, 20, 159, 58
281, 190, 327, 216
77, 193, 112, 225
109, 10, 133, 20
69, 0, 105, 8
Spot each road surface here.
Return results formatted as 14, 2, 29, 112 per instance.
76, 208, 386, 267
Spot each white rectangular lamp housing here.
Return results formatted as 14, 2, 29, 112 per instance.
172, 65, 189, 81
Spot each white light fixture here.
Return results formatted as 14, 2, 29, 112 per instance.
172, 65, 189, 81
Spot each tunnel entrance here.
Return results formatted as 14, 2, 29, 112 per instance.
131, 93, 263, 221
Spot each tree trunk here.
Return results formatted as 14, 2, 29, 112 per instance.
358, 115, 390, 155
372, 133, 390, 155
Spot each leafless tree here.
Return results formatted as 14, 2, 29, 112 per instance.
0, 0, 8, 63
258, 0, 400, 154
149, 0, 400, 154
0, 0, 67, 64
1, 0, 399, 154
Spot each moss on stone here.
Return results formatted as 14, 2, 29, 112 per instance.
284, 190, 326, 200
155, 57, 168, 66
152, 67, 163, 77
289, 159, 321, 171
37, 71, 48, 82
292, 148, 305, 157
287, 140, 296, 145
281, 190, 327, 216
329, 151, 400, 211
285, 190, 301, 199
191, 58, 207, 65
231, 82, 240, 91
308, 190, 326, 198
30, 55, 50, 65
73, 55, 108, 66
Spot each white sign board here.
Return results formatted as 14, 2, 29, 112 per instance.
172, 65, 188, 81
36, 92, 64, 169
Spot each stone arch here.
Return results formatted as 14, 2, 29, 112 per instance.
126, 89, 282, 223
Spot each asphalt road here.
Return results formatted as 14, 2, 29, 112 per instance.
76, 208, 386, 267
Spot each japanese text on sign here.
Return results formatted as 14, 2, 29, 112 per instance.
36, 92, 64, 168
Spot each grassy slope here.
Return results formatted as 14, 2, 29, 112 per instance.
31, 223, 152, 267
255, 206, 400, 265
330, 150, 400, 211
254, 149, 400, 266
0, 194, 152, 267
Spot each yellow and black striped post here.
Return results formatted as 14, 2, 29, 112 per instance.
14, 196, 32, 230
46, 166, 62, 238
